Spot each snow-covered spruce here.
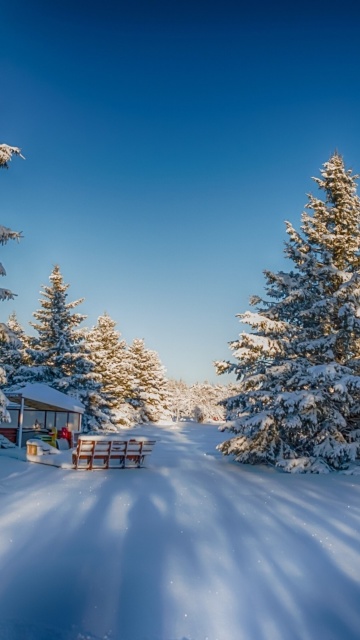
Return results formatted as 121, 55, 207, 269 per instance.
85, 312, 135, 427
18, 265, 111, 430
128, 338, 170, 423
0, 312, 29, 390
216, 153, 360, 473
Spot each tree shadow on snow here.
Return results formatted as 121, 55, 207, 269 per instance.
1, 426, 360, 640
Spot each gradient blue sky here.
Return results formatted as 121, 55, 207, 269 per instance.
1, 0, 360, 383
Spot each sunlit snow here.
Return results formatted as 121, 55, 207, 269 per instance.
0, 422, 360, 640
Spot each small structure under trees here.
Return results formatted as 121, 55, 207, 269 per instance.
0, 382, 84, 447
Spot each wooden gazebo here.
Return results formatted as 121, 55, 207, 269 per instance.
0, 383, 85, 448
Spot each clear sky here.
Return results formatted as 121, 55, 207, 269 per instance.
1, 0, 360, 384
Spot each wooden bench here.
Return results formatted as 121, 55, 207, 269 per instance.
72, 437, 156, 470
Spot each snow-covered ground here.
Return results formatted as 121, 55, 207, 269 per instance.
0, 422, 360, 640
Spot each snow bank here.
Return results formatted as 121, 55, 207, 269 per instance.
0, 433, 15, 449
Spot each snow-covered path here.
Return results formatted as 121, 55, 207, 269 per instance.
1, 423, 360, 640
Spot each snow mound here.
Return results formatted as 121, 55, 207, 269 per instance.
0, 434, 15, 449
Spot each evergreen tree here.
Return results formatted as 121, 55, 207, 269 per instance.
128, 338, 170, 422
0, 312, 28, 388
25, 265, 110, 430
216, 153, 360, 473
85, 313, 134, 426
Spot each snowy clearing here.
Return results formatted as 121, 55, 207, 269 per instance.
0, 422, 360, 640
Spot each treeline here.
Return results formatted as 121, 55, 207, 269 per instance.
0, 266, 232, 429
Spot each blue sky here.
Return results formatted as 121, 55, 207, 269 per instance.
1, 1, 360, 383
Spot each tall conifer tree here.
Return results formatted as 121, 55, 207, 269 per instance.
85, 313, 133, 426
0, 312, 28, 389
217, 154, 360, 472
128, 338, 170, 422
25, 265, 110, 430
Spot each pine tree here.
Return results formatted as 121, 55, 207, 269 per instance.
0, 312, 28, 389
25, 265, 110, 430
216, 153, 360, 473
85, 313, 134, 426
128, 338, 170, 423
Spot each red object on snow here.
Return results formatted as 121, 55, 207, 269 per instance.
61, 427, 71, 443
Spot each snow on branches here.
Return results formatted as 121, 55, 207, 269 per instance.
0, 142, 23, 421
0, 144, 24, 168
217, 153, 360, 473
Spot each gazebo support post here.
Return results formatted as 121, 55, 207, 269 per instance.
17, 396, 25, 448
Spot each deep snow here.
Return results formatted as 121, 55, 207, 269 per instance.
0, 422, 360, 640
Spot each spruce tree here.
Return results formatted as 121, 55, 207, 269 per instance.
25, 265, 110, 430
217, 153, 360, 473
128, 338, 170, 423
85, 313, 134, 426
0, 312, 28, 389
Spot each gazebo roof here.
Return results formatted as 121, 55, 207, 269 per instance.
6, 383, 85, 413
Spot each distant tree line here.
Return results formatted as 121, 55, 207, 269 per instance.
0, 270, 231, 429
